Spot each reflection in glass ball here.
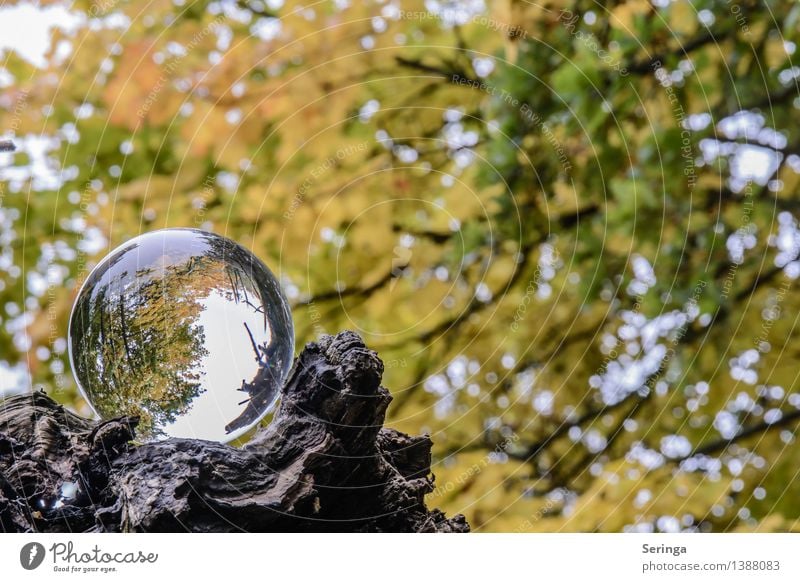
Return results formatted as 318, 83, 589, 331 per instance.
68, 228, 294, 443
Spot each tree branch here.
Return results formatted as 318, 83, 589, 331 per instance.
687, 408, 800, 459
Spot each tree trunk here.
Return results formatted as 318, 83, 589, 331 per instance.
0, 331, 468, 532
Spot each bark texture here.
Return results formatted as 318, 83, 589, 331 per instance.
0, 331, 468, 532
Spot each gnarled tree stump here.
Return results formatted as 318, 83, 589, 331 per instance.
0, 331, 468, 532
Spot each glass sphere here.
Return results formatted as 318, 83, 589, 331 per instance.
68, 228, 294, 443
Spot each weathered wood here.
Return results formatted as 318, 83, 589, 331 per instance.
0, 331, 468, 532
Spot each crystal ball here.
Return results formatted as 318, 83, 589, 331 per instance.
68, 228, 294, 443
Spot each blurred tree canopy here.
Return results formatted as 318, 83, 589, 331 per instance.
3, 0, 800, 532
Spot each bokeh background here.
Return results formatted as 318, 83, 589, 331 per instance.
2, 0, 800, 532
